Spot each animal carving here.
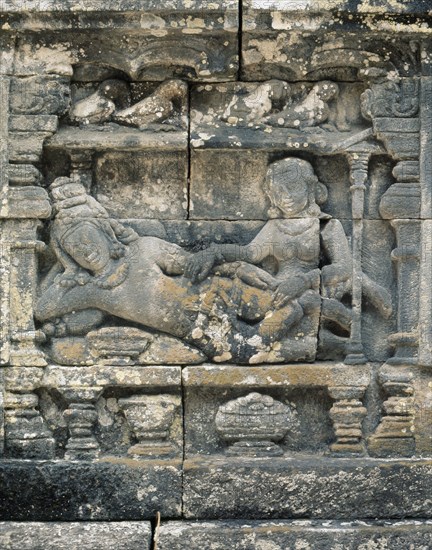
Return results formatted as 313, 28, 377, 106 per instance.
70, 79, 130, 125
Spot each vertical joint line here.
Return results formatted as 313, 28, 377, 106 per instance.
186, 85, 192, 220
238, 0, 243, 81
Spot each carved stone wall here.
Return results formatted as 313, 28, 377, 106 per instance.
0, 1, 432, 548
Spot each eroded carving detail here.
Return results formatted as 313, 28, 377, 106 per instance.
119, 394, 180, 457
215, 393, 295, 457
70, 79, 188, 130
35, 153, 393, 365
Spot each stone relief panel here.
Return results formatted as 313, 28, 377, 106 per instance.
0, 2, 431, 495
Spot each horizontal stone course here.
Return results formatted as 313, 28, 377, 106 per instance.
158, 519, 432, 550
0, 522, 152, 550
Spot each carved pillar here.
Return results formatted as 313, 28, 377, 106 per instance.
368, 161, 420, 456
328, 385, 367, 456
0, 77, 10, 364
3, 368, 55, 459
0, 220, 11, 366
418, 74, 432, 366
368, 366, 415, 457
62, 387, 102, 460
345, 152, 370, 365
8, 220, 47, 367
4, 391, 55, 459
388, 219, 421, 363
0, 76, 10, 218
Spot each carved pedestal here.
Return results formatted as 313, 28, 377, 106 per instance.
328, 385, 367, 456
119, 394, 180, 457
368, 366, 415, 457
4, 391, 55, 459
215, 393, 294, 458
62, 387, 102, 460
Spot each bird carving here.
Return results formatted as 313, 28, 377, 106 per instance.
265, 81, 339, 129
221, 80, 291, 126
112, 79, 188, 129
69, 79, 130, 125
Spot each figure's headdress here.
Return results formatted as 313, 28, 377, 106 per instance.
50, 177, 110, 221
48, 177, 138, 286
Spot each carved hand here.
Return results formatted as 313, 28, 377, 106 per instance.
184, 247, 218, 283
55, 269, 91, 289
236, 264, 277, 291
273, 275, 309, 309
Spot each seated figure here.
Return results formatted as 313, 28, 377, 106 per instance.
184, 157, 392, 358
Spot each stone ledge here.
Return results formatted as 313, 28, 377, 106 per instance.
183, 456, 432, 519
0, 1, 237, 15
0, 459, 182, 521
183, 363, 371, 387
158, 519, 432, 550
0, 521, 152, 550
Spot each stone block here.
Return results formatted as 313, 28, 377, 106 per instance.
183, 456, 432, 519
0, 522, 152, 550
10, 76, 70, 115
3, 366, 184, 461
94, 150, 188, 219
158, 520, 432, 550
1, 0, 432, 535
0, 34, 15, 76
0, 459, 182, 520
190, 149, 270, 220
241, 2, 428, 81
11, 1, 238, 81
6, 186, 51, 218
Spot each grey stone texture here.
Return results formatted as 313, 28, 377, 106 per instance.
158, 520, 432, 550
183, 456, 432, 519
0, 459, 182, 521
1, 0, 432, 547
0, 522, 152, 549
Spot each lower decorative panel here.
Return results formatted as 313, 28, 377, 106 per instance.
0, 522, 152, 550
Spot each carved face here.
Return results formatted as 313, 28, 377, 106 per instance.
62, 222, 112, 273
267, 174, 310, 217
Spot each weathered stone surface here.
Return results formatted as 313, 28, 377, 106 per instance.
1, 0, 432, 539
183, 457, 432, 519
158, 520, 432, 550
94, 151, 188, 219
10, 2, 238, 80
0, 522, 152, 550
0, 459, 182, 520
241, 2, 431, 81
183, 364, 372, 457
